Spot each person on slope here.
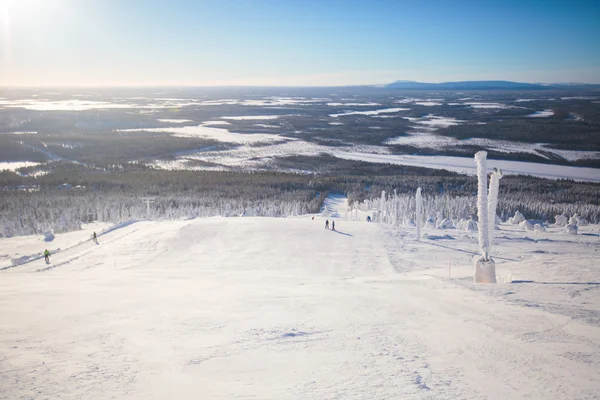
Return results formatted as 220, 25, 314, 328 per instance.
44, 249, 50, 264
93, 231, 98, 244
325, 220, 329, 230
331, 221, 335, 231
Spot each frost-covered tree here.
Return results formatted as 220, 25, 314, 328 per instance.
380, 190, 386, 222
487, 168, 503, 258
554, 213, 569, 227
415, 187, 422, 241
425, 216, 436, 229
474, 151, 496, 283
566, 223, 578, 235
437, 218, 454, 229
508, 211, 526, 225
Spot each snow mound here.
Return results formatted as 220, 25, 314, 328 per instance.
554, 213, 569, 227
566, 223, 578, 235
534, 224, 546, 232
437, 218, 454, 230
465, 219, 478, 232
520, 220, 535, 231
425, 216, 436, 229
508, 211, 526, 225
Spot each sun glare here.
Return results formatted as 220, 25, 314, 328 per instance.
0, 0, 10, 63
1, 0, 54, 23
0, 0, 12, 17
1, 0, 61, 61
0, 0, 10, 22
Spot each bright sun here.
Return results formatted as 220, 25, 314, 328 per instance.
1, 0, 13, 31
0, 0, 10, 39
1, 0, 56, 34
1, 0, 49, 19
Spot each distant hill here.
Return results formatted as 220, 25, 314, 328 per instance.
382, 80, 600, 90
384, 80, 548, 90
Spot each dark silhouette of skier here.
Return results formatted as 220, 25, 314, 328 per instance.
93, 231, 98, 244
332, 221, 336, 231
325, 220, 329, 230
44, 249, 50, 264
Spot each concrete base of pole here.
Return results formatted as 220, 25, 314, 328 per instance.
474, 257, 496, 284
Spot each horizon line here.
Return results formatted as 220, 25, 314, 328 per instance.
1, 80, 599, 89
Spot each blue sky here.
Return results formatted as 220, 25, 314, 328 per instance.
1, 0, 599, 86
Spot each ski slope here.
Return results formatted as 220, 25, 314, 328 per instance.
1, 198, 599, 399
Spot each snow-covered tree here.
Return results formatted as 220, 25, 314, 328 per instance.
569, 214, 580, 225
487, 168, 502, 258
520, 220, 535, 231
474, 151, 496, 283
577, 218, 589, 226
415, 187, 422, 241
554, 213, 569, 227
425, 216, 436, 229
534, 224, 546, 232
380, 190, 386, 222
437, 218, 454, 230
508, 211, 525, 225
566, 223, 578, 235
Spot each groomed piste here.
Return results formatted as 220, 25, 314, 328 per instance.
1, 196, 599, 399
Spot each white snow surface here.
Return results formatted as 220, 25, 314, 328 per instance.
1, 198, 599, 399
414, 101, 443, 106
220, 115, 283, 120
333, 152, 600, 182
0, 97, 329, 111
326, 102, 381, 106
0, 131, 37, 135
0, 161, 40, 171
464, 102, 513, 109
527, 109, 555, 118
202, 120, 231, 125
330, 107, 410, 118
394, 98, 444, 104
155, 141, 390, 171
117, 123, 286, 144
384, 113, 600, 164
0, 100, 139, 111
156, 119, 193, 124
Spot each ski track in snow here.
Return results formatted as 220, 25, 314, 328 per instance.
1, 197, 599, 399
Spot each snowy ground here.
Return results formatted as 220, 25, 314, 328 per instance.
333, 152, 600, 182
1, 197, 599, 399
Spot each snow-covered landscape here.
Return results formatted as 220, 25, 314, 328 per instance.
2, 1, 600, 397
1, 194, 599, 399
3, 88, 600, 178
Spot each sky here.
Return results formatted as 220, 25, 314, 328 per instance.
0, 0, 599, 86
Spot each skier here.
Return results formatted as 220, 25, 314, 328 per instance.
93, 231, 98, 244
44, 249, 50, 264
332, 221, 336, 231
325, 219, 329, 230
367, 215, 371, 222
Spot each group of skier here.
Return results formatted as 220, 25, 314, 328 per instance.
43, 231, 98, 264
324, 219, 335, 231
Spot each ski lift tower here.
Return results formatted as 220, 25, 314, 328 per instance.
141, 197, 156, 220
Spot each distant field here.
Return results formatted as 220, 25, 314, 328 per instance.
1, 87, 599, 177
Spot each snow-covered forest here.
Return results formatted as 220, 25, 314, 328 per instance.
1, 166, 599, 237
